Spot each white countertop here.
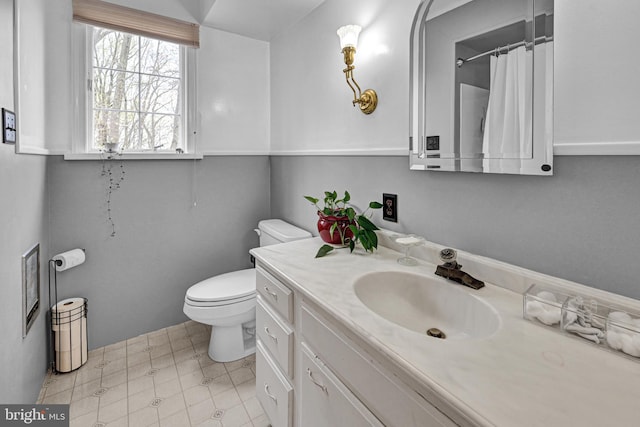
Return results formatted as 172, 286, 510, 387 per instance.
251, 237, 640, 427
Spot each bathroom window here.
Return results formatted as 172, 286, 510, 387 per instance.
89, 28, 186, 153
71, 0, 199, 157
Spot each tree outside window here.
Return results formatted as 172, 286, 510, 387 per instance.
91, 28, 183, 152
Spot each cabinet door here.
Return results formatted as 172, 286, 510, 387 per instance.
301, 304, 457, 427
300, 343, 384, 427
256, 340, 293, 427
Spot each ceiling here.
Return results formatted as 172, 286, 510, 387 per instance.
199, 0, 326, 41
104, 0, 327, 41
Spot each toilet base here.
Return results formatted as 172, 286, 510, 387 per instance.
208, 321, 256, 362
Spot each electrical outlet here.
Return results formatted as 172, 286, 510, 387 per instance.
382, 193, 397, 222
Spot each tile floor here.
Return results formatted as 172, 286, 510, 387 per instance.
37, 320, 269, 427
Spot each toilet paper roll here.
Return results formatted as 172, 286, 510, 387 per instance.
51, 298, 88, 372
54, 317, 87, 351
52, 249, 85, 272
55, 332, 88, 372
51, 298, 85, 327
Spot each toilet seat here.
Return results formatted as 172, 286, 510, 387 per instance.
184, 293, 255, 308
185, 269, 256, 306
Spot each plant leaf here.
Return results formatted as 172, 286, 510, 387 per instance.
348, 224, 358, 236
369, 201, 383, 209
361, 230, 378, 252
349, 239, 355, 252
315, 244, 335, 258
356, 215, 379, 231
324, 191, 337, 201
304, 196, 319, 204
369, 229, 378, 249
346, 207, 356, 221
359, 232, 371, 250
343, 191, 351, 202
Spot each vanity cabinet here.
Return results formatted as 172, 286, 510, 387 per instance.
254, 263, 458, 427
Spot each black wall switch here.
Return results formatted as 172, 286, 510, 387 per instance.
426, 135, 439, 150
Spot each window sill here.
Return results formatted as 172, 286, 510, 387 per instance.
63, 152, 204, 161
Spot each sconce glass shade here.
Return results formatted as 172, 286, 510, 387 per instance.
337, 25, 362, 50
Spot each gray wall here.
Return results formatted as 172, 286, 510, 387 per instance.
47, 156, 270, 349
0, 153, 50, 404
0, 0, 50, 404
270, 155, 640, 300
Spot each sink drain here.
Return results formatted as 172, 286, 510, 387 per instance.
426, 328, 446, 339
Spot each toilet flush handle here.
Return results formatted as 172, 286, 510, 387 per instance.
254, 228, 261, 236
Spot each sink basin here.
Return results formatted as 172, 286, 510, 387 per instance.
353, 271, 500, 340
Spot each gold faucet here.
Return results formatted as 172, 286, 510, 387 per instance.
434, 249, 485, 290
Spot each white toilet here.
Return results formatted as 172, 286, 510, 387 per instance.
183, 219, 311, 362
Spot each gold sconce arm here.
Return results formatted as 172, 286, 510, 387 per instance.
343, 64, 361, 105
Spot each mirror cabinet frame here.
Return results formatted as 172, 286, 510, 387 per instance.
409, 0, 554, 175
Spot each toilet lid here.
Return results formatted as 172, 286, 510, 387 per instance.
186, 268, 256, 303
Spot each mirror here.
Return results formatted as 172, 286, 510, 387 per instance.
410, 0, 554, 175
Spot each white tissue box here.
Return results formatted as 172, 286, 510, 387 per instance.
524, 284, 640, 361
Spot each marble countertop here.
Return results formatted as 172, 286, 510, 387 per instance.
251, 237, 640, 427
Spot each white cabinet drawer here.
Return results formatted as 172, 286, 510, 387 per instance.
300, 343, 384, 427
256, 295, 294, 378
256, 267, 293, 322
256, 340, 293, 427
301, 304, 456, 427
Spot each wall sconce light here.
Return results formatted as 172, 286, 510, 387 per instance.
337, 25, 378, 115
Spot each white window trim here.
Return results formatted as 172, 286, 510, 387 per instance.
68, 23, 201, 160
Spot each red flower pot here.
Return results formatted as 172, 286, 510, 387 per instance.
317, 211, 355, 245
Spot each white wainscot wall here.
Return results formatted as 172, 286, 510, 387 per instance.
197, 27, 270, 155
269, 0, 421, 156
40, 0, 270, 155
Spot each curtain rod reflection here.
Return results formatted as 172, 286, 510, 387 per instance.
456, 35, 553, 68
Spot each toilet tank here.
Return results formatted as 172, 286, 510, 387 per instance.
258, 219, 311, 247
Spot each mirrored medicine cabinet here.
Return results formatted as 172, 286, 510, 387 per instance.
410, 0, 554, 175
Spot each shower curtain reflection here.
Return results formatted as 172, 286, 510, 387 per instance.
482, 45, 532, 173
481, 39, 554, 173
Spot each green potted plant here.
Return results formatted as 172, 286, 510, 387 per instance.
304, 191, 383, 258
